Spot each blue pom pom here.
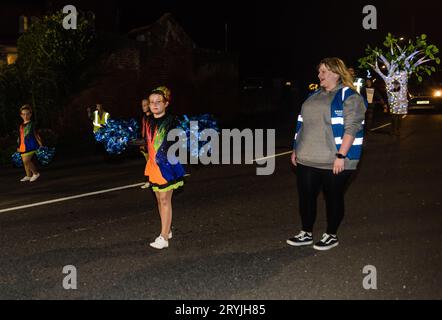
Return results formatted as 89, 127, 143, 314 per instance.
36, 146, 56, 165
12, 152, 23, 167
94, 119, 140, 155
177, 114, 219, 157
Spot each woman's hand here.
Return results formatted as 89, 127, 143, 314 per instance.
333, 158, 345, 175
291, 150, 297, 166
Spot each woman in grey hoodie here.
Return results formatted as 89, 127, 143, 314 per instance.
287, 57, 367, 251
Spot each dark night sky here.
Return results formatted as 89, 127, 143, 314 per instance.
116, 0, 442, 81
2, 0, 442, 82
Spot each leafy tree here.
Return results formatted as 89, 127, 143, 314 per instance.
16, 10, 95, 126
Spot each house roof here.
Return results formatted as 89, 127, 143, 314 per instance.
127, 13, 195, 49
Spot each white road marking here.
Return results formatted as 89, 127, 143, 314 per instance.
253, 151, 292, 162
0, 183, 145, 213
0, 174, 191, 214
370, 115, 407, 132
370, 123, 391, 131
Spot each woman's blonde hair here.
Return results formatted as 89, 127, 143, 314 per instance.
319, 57, 356, 91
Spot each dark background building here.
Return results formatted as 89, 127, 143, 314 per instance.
2, 0, 441, 77
1, 0, 441, 138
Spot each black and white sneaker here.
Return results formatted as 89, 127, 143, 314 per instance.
287, 231, 313, 246
313, 233, 339, 251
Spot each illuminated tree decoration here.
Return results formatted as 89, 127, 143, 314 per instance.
359, 33, 440, 114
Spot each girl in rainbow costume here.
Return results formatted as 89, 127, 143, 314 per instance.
145, 86, 185, 249
17, 105, 42, 182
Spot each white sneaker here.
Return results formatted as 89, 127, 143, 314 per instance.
168, 231, 173, 239
20, 176, 31, 182
140, 182, 150, 189
150, 235, 169, 249
30, 173, 40, 182
313, 233, 339, 251
286, 230, 313, 246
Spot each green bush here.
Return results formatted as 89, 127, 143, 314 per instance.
0, 9, 95, 139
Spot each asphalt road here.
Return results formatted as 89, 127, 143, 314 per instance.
0, 112, 441, 299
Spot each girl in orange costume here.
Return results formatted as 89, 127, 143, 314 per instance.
145, 86, 185, 250
17, 105, 42, 182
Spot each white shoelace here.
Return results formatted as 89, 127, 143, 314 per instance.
320, 233, 336, 243
296, 231, 311, 239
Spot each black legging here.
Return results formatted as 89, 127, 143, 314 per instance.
296, 163, 353, 235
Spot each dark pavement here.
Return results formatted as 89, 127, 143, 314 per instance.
0, 110, 441, 299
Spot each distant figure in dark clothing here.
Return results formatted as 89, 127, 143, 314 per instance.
140, 98, 151, 189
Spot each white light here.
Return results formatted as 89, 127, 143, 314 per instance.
434, 90, 442, 97
353, 78, 364, 94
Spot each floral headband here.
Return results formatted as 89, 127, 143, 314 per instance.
151, 86, 171, 102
